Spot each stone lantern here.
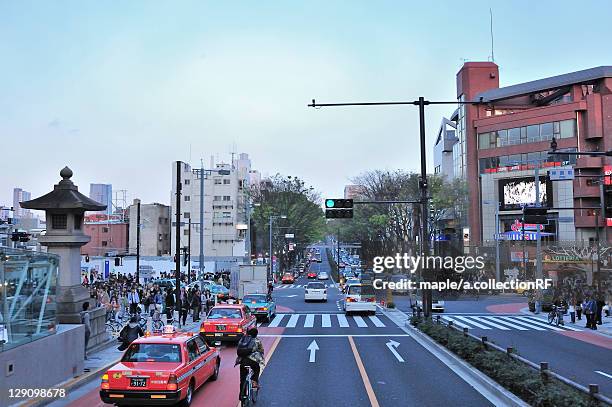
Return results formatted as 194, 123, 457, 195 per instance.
21, 166, 106, 323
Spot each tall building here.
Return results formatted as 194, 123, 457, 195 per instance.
89, 184, 113, 215
128, 199, 171, 257
433, 118, 458, 179
455, 62, 612, 244
170, 154, 253, 261
13, 188, 32, 218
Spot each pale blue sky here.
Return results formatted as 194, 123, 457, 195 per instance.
2, 1, 611, 207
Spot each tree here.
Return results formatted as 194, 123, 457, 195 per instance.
250, 174, 325, 271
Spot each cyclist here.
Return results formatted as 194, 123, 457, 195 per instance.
235, 327, 264, 395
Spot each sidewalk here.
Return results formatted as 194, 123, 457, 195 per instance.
520, 307, 612, 337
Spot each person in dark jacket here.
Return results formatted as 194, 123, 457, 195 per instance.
179, 287, 189, 326
165, 288, 175, 323
118, 316, 144, 351
192, 288, 202, 322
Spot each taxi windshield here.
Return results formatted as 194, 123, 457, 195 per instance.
208, 308, 242, 319
121, 343, 181, 363
243, 295, 266, 303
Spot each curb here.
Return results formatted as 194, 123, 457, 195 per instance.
381, 308, 529, 407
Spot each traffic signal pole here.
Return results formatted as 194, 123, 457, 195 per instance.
175, 161, 182, 298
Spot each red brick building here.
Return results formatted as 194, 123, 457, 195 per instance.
81, 218, 129, 256
454, 63, 612, 245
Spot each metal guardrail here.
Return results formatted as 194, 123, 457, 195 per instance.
424, 315, 612, 406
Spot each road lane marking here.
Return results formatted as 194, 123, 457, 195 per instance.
322, 314, 331, 328
368, 315, 385, 327
516, 316, 564, 331
523, 316, 583, 331
348, 336, 380, 407
268, 314, 285, 328
476, 316, 516, 330
454, 316, 492, 329
595, 371, 612, 380
353, 316, 367, 327
500, 317, 546, 331
304, 314, 315, 327
337, 314, 349, 327
441, 316, 471, 329
307, 340, 319, 363
386, 340, 405, 362
287, 314, 300, 328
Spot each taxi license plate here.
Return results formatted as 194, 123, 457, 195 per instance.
215, 333, 223, 337
130, 378, 147, 387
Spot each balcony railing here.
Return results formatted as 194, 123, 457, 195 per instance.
0, 248, 59, 352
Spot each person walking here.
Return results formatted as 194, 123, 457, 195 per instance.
81, 301, 91, 360
585, 296, 597, 330
127, 287, 140, 316
179, 287, 189, 326
576, 298, 583, 321
192, 288, 201, 322
568, 301, 576, 324
596, 292, 605, 325
165, 287, 176, 324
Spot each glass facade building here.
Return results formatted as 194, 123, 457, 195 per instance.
0, 248, 58, 352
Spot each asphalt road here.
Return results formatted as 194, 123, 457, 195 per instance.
55, 247, 494, 407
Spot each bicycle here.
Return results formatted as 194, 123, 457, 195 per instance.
240, 365, 258, 407
547, 305, 565, 326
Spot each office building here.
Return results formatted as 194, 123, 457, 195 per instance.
128, 200, 171, 257
89, 184, 113, 215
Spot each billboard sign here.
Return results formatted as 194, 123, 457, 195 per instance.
498, 176, 552, 210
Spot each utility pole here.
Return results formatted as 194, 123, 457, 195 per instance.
175, 161, 182, 298
136, 200, 141, 285
188, 218, 191, 284
269, 216, 273, 282
199, 161, 205, 279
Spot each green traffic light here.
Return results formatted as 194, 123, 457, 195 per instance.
326, 199, 335, 208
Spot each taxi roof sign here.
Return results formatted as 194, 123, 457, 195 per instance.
163, 325, 177, 334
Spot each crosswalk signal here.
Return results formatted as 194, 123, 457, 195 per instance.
325, 199, 353, 218
523, 207, 548, 224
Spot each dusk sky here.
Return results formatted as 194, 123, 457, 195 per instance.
2, 1, 611, 209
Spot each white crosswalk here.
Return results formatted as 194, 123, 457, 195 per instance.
261, 313, 389, 329
275, 284, 336, 289
439, 314, 582, 332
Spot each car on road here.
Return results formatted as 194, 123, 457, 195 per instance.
187, 280, 215, 291
343, 284, 377, 315
100, 326, 220, 406
199, 304, 257, 345
307, 271, 317, 279
208, 284, 230, 301
411, 290, 446, 313
317, 271, 329, 280
342, 278, 361, 293
152, 278, 176, 291
242, 293, 276, 322
282, 272, 295, 284
304, 282, 327, 302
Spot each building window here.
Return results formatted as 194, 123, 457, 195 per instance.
184, 196, 190, 201
434, 165, 441, 174
223, 179, 230, 184
184, 212, 190, 218
185, 179, 190, 185
51, 214, 67, 229
213, 196, 222, 201
222, 211, 231, 218
101, 241, 108, 247
478, 120, 576, 150
184, 229, 189, 236
223, 196, 231, 201
214, 179, 222, 184
102, 227, 109, 233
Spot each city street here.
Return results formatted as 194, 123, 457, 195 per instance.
51, 248, 494, 407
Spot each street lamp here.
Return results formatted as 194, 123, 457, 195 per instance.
269, 214, 287, 282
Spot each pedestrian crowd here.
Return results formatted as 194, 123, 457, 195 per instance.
549, 283, 611, 330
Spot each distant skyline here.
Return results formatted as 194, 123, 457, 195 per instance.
2, 1, 611, 207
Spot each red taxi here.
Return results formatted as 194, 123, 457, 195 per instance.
100, 326, 220, 406
281, 272, 295, 284
199, 304, 256, 345
307, 271, 317, 279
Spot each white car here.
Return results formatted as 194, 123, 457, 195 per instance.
344, 284, 376, 315
317, 272, 329, 280
414, 298, 445, 313
304, 282, 327, 302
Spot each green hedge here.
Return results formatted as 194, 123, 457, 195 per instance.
411, 318, 603, 407
325, 249, 340, 281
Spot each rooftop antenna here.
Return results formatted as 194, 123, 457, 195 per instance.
489, 8, 495, 63
229, 141, 237, 169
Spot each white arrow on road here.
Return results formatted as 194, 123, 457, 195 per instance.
386, 340, 404, 362
286, 295, 297, 298
307, 340, 319, 363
